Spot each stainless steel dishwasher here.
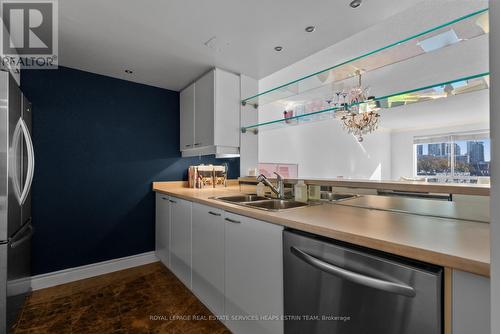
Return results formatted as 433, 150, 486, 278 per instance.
284, 229, 442, 334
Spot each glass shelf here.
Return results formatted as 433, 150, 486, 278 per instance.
241, 8, 489, 108
241, 72, 490, 132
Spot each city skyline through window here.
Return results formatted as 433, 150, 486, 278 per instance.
414, 132, 490, 183
417, 140, 491, 162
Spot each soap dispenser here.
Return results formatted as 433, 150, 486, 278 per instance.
294, 180, 308, 203
308, 184, 321, 200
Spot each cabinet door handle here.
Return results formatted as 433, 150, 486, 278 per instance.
169, 200, 177, 204
185, 144, 192, 148
225, 218, 241, 224
161, 197, 169, 201
208, 211, 221, 216
194, 143, 202, 146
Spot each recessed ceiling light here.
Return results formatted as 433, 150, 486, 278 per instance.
125, 69, 134, 74
349, 0, 362, 8
274, 46, 283, 52
305, 26, 316, 33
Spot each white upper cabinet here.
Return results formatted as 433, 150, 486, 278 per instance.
180, 68, 240, 157
214, 69, 240, 148
180, 83, 195, 151
194, 70, 215, 149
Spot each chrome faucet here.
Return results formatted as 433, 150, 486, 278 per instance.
257, 172, 285, 199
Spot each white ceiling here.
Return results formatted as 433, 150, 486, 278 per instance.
58, 0, 423, 91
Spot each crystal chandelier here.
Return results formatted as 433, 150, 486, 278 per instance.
339, 110, 380, 142
334, 71, 380, 142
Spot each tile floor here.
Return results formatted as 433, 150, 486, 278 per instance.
11, 262, 230, 334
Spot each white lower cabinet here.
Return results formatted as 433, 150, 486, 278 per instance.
452, 270, 490, 334
224, 212, 284, 334
170, 197, 192, 288
155, 193, 171, 267
156, 197, 284, 334
192, 203, 225, 316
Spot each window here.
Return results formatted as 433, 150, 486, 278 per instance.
414, 131, 490, 183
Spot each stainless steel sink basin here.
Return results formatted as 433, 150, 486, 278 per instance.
215, 194, 269, 203
213, 195, 311, 211
245, 199, 309, 211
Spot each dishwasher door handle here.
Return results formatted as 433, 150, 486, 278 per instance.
290, 246, 416, 298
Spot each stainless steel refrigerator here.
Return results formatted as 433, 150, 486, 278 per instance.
0, 70, 34, 333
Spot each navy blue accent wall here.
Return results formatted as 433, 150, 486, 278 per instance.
21, 66, 239, 275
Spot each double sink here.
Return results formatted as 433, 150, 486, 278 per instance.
214, 193, 358, 212
214, 195, 309, 211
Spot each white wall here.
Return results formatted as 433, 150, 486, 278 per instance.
260, 119, 391, 179
490, 1, 499, 333
257, 1, 488, 180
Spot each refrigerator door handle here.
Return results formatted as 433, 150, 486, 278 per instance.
19, 118, 35, 206
11, 118, 23, 204
9, 221, 34, 249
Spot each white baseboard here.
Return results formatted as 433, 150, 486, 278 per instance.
31, 251, 159, 291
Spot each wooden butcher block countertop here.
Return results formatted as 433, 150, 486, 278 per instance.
153, 182, 490, 277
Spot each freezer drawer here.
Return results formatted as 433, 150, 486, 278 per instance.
0, 222, 32, 333
284, 229, 442, 334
